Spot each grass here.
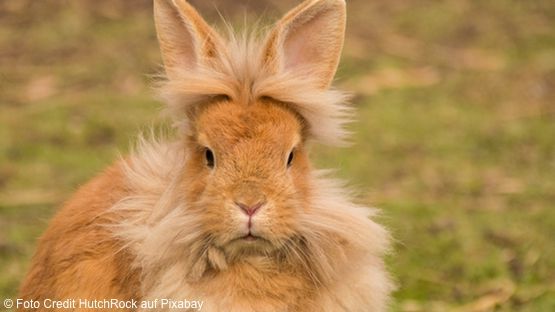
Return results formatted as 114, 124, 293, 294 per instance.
1, 0, 554, 311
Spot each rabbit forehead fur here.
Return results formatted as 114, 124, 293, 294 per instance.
194, 99, 302, 156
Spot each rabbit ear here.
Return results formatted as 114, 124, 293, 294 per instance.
263, 0, 346, 89
154, 0, 225, 79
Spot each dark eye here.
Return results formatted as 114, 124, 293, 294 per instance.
287, 150, 294, 167
205, 148, 215, 168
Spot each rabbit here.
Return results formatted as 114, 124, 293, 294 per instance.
18, 0, 394, 311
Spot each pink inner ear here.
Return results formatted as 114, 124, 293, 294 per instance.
283, 31, 307, 70
155, 0, 225, 78
280, 8, 340, 76
282, 26, 320, 72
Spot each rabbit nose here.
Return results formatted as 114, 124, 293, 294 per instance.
235, 201, 264, 216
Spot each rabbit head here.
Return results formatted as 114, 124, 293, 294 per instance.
153, 0, 350, 260
181, 100, 310, 258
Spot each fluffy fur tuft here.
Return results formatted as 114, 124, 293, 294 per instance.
157, 29, 353, 146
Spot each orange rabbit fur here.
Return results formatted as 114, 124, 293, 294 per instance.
19, 0, 393, 311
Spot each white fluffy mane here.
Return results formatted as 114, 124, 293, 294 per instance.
108, 135, 392, 308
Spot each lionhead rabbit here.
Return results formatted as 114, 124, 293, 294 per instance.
19, 0, 393, 311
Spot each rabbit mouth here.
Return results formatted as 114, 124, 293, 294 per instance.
241, 233, 261, 241
228, 233, 271, 247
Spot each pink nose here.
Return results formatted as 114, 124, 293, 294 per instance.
236, 201, 264, 216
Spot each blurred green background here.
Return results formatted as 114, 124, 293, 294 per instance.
1, 0, 554, 311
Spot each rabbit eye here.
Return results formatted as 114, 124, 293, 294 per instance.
205, 148, 215, 168
287, 150, 294, 168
